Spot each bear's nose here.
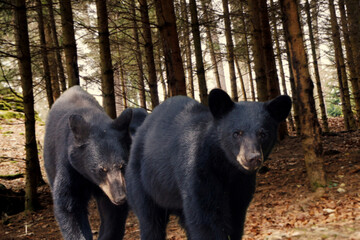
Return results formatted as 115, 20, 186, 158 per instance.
113, 195, 126, 205
247, 154, 263, 170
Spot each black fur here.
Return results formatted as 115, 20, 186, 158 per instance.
44, 86, 147, 240
126, 89, 291, 240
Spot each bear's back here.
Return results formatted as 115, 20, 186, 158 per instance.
128, 95, 211, 209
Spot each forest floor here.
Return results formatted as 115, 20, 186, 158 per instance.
0, 117, 359, 240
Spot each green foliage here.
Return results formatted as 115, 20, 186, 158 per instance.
326, 85, 342, 117
0, 110, 24, 120
0, 101, 11, 110
0, 86, 26, 120
0, 86, 23, 112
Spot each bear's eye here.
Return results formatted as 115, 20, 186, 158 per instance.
117, 162, 125, 170
99, 167, 108, 174
233, 130, 243, 138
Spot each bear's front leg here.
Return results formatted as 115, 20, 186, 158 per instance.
52, 175, 93, 240
95, 193, 128, 240
127, 177, 169, 240
182, 181, 231, 240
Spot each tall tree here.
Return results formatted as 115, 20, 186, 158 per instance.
345, 0, 360, 89
259, 0, 280, 100
310, 0, 321, 59
189, 0, 208, 104
156, 43, 168, 100
258, 0, 287, 138
130, 0, 146, 109
139, 0, 159, 109
35, 0, 53, 108
44, 21, 61, 100
269, 0, 295, 132
248, 0, 267, 101
14, 0, 41, 211
96, 0, 116, 118
339, 0, 360, 127
240, 1, 255, 101
180, 0, 194, 98
222, 0, 238, 101
201, 0, 221, 89
155, 0, 186, 97
281, 8, 301, 135
280, 0, 326, 190
328, 0, 356, 130
235, 57, 247, 101
116, 42, 127, 110
179, 0, 195, 98
305, 0, 329, 132
46, 0, 66, 92
59, 0, 79, 87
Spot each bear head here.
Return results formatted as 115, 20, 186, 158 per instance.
68, 108, 147, 205
209, 88, 292, 173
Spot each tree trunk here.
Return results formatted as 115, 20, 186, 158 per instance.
258, 0, 287, 138
270, 0, 295, 132
130, 0, 146, 109
14, 0, 41, 211
116, 42, 127, 109
96, 0, 116, 118
281, 11, 301, 136
211, 25, 227, 91
248, 0, 267, 101
179, 0, 194, 98
155, 0, 186, 97
139, 0, 159, 109
201, 0, 221, 89
35, 0, 53, 109
345, 0, 360, 89
280, 0, 326, 191
339, 0, 360, 127
156, 44, 168, 100
44, 21, 61, 101
259, 0, 280, 100
222, 0, 238, 102
59, 0, 79, 87
329, 0, 356, 131
46, 0, 66, 92
310, 0, 321, 61
305, 0, 329, 132
189, 0, 208, 104
235, 57, 247, 101
240, 1, 255, 101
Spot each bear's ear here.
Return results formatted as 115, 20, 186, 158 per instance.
128, 108, 148, 139
208, 88, 234, 119
112, 108, 133, 131
265, 95, 292, 122
69, 114, 90, 143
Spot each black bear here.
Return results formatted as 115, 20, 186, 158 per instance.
44, 86, 147, 240
125, 89, 291, 240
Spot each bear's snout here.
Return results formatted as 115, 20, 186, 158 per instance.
112, 194, 126, 205
99, 171, 127, 205
247, 154, 263, 170
237, 143, 263, 172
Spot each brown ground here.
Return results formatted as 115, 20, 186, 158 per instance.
0, 117, 359, 240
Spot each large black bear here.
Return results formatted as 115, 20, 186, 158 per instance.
125, 89, 291, 240
44, 86, 147, 240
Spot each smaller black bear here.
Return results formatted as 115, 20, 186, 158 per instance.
126, 89, 291, 240
44, 86, 147, 240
